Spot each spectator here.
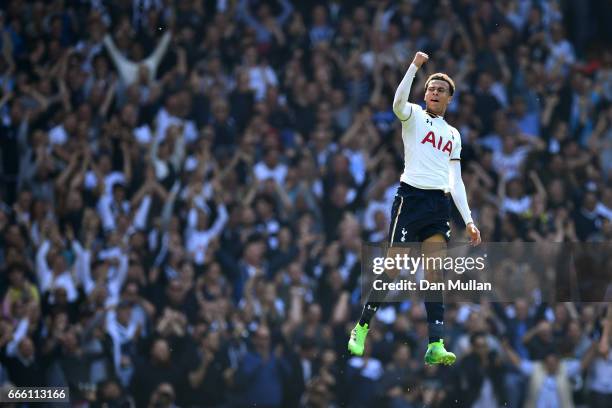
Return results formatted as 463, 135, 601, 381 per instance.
587, 307, 612, 408
346, 345, 384, 407
503, 336, 598, 408
35, 233, 78, 304
147, 382, 178, 408
185, 192, 228, 266
2, 319, 46, 387
447, 331, 508, 408
96, 378, 134, 407
237, 0, 293, 49
130, 338, 182, 408
234, 324, 289, 408
185, 328, 230, 407
492, 299, 547, 359
103, 30, 171, 87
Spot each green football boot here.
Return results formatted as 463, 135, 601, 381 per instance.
424, 340, 456, 365
347, 323, 369, 356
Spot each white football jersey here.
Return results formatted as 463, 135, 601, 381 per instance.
399, 103, 462, 192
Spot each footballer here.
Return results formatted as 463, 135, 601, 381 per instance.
348, 52, 481, 365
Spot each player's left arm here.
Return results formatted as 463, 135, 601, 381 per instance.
449, 134, 481, 245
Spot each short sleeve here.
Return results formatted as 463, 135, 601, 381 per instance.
450, 129, 462, 160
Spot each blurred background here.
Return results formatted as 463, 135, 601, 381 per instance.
0, 0, 611, 407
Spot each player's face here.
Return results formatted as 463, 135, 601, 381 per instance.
424, 80, 452, 115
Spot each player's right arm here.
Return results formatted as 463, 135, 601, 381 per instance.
392, 51, 429, 121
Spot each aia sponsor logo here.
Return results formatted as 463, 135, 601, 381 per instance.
421, 131, 452, 156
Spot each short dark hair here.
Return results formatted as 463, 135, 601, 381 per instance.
112, 182, 125, 192
470, 331, 487, 346
425, 73, 455, 96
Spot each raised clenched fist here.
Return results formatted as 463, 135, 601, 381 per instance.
413, 51, 429, 68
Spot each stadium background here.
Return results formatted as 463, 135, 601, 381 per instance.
0, 0, 611, 407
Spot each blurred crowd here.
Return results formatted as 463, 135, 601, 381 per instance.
0, 0, 611, 407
